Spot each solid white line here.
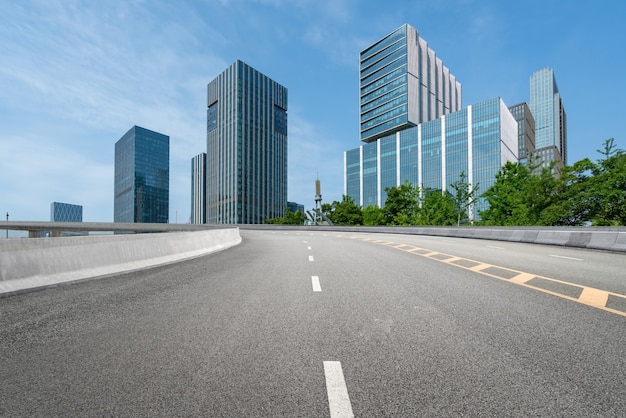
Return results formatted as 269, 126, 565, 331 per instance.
486, 245, 505, 250
323, 361, 354, 418
312, 276, 322, 292
309, 255, 315, 262
550, 254, 583, 261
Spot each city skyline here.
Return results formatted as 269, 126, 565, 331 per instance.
1, 0, 624, 223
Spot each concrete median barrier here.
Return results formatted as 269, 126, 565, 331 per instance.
0, 228, 241, 296
239, 225, 626, 252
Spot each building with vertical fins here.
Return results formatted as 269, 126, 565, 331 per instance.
345, 97, 518, 218
114, 125, 169, 223
508, 102, 535, 165
191, 153, 206, 224
206, 60, 288, 224
360, 24, 461, 143
529, 67, 567, 166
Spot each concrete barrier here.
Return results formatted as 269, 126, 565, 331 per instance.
0, 228, 241, 296
239, 224, 626, 252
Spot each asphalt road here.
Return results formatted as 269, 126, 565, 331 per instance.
2, 230, 625, 417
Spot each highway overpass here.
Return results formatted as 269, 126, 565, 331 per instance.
1, 227, 625, 416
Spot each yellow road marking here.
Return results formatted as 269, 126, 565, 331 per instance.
509, 273, 535, 285
440, 256, 463, 264
468, 263, 491, 272
579, 288, 609, 307
347, 236, 626, 318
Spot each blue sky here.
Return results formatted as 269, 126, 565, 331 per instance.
1, 0, 624, 223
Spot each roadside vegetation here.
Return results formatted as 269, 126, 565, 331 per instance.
266, 139, 626, 227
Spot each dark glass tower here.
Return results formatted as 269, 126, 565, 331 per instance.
114, 125, 169, 223
191, 152, 207, 224
206, 60, 288, 224
529, 67, 567, 165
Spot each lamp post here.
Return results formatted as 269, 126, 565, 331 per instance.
5, 212, 8, 239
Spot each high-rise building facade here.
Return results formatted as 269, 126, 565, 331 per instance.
345, 98, 518, 219
191, 153, 206, 224
529, 67, 567, 165
206, 60, 288, 224
114, 125, 169, 223
50, 202, 83, 222
360, 24, 461, 143
508, 102, 535, 165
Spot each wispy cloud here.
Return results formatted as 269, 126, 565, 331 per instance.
0, 1, 235, 221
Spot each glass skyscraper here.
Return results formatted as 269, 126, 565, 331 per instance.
508, 102, 535, 165
345, 98, 518, 219
114, 125, 169, 223
360, 24, 461, 143
50, 202, 83, 222
191, 153, 206, 224
206, 60, 288, 224
529, 67, 567, 165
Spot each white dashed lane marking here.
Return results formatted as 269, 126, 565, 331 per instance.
312, 276, 322, 292
323, 361, 354, 418
550, 254, 583, 261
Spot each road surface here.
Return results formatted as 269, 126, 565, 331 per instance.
2, 230, 625, 416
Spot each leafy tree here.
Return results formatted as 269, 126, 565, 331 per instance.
328, 195, 363, 225
320, 203, 333, 219
589, 138, 626, 225
383, 181, 420, 225
417, 189, 457, 226
479, 162, 535, 225
538, 159, 594, 226
480, 138, 626, 226
264, 207, 307, 225
362, 205, 386, 226
449, 171, 479, 226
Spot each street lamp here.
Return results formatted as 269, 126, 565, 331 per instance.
5, 212, 8, 239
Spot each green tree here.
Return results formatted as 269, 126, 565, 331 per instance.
480, 139, 626, 226
328, 195, 363, 225
418, 189, 457, 225
449, 171, 479, 226
264, 207, 307, 225
479, 162, 535, 225
383, 181, 420, 225
537, 159, 592, 226
590, 138, 626, 225
362, 205, 386, 226
320, 203, 333, 218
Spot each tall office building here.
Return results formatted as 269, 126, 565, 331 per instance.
360, 24, 461, 143
345, 98, 518, 219
191, 153, 206, 224
50, 202, 83, 222
206, 60, 288, 224
529, 67, 567, 165
114, 125, 169, 223
508, 102, 535, 165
